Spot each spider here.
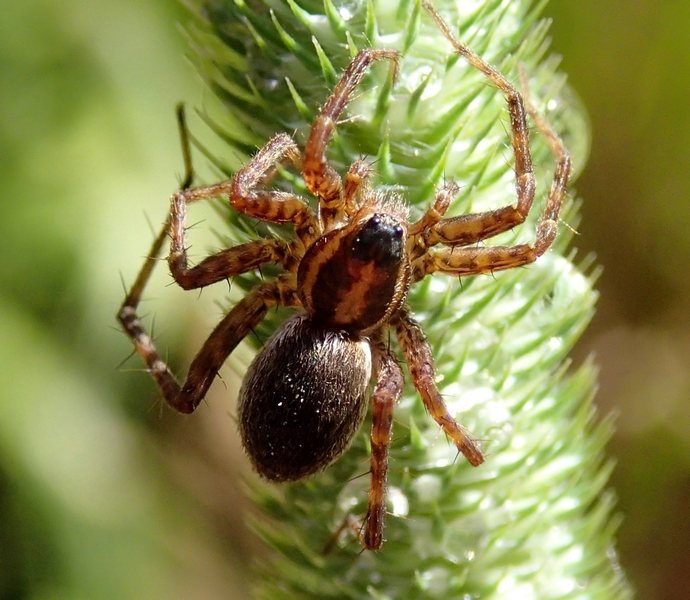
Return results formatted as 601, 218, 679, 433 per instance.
118, 1, 571, 551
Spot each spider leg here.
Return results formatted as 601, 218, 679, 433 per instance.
414, 172, 569, 279
395, 307, 484, 466
302, 48, 399, 226
172, 133, 319, 249
119, 105, 309, 413
411, 3, 572, 280
118, 276, 298, 414
518, 62, 572, 229
412, 241, 538, 279
419, 115, 570, 255
170, 238, 295, 290
422, 2, 536, 240
364, 342, 404, 550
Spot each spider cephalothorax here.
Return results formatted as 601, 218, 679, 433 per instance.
118, 2, 570, 550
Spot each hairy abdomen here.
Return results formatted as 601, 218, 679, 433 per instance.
238, 314, 372, 481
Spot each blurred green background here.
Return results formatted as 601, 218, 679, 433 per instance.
1, 0, 688, 598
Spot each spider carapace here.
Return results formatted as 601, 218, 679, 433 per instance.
118, 1, 571, 550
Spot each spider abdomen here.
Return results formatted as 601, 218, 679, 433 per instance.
237, 314, 372, 482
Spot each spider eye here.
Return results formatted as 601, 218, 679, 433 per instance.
351, 214, 405, 267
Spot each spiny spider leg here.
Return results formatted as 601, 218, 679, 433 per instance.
119, 278, 298, 414
171, 133, 319, 254
302, 48, 400, 226
395, 307, 485, 467
171, 277, 299, 413
121, 103, 194, 304
518, 64, 572, 228
422, 2, 535, 243
169, 238, 294, 291
364, 342, 404, 550
118, 107, 303, 414
408, 181, 459, 264
411, 2, 572, 280
117, 104, 195, 407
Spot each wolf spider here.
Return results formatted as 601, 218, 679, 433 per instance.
118, 1, 571, 550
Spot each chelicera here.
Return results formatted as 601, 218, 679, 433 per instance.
118, 2, 571, 550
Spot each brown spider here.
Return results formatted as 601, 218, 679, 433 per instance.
118, 2, 571, 551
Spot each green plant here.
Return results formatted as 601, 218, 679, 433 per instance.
183, 0, 631, 597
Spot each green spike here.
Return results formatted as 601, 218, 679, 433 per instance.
375, 128, 393, 180
269, 9, 300, 53
285, 0, 314, 31
424, 137, 453, 187
195, 110, 258, 157
372, 62, 397, 130
364, 0, 377, 44
406, 67, 433, 120
345, 31, 359, 57
242, 18, 278, 63
311, 36, 338, 86
402, 0, 421, 55
285, 77, 313, 122
270, 10, 318, 69
243, 75, 268, 109
323, 0, 347, 37
234, 1, 286, 52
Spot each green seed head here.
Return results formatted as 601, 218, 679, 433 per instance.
184, 0, 630, 597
